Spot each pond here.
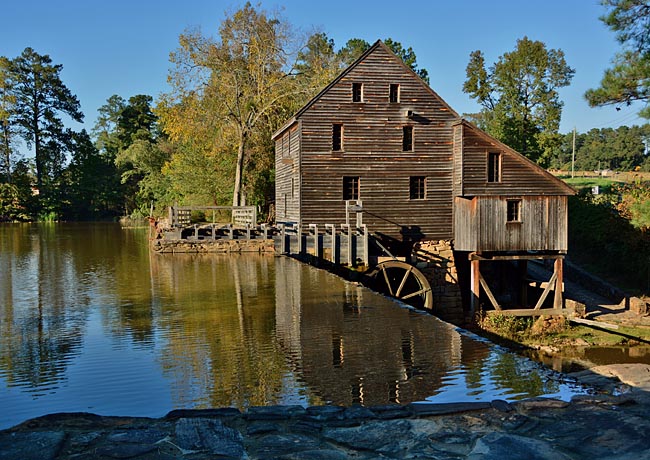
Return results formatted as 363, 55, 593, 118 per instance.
0, 223, 586, 429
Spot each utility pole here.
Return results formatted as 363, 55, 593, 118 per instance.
571, 127, 576, 179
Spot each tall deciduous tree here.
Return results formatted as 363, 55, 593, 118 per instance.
463, 37, 574, 165
8, 47, 83, 189
161, 3, 299, 207
586, 0, 650, 117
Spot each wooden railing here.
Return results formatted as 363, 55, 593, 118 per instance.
169, 205, 257, 227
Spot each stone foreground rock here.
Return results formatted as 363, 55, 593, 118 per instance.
2, 365, 650, 459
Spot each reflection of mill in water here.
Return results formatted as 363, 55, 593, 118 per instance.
274, 257, 490, 407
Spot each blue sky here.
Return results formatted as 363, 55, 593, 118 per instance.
2, 0, 644, 135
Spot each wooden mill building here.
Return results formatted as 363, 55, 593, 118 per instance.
273, 40, 575, 319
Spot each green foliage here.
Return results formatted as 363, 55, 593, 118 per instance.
549, 124, 650, 171
613, 180, 650, 229
0, 182, 28, 221
586, 1, 650, 117
464, 37, 574, 165
479, 314, 532, 341
7, 47, 83, 189
568, 190, 650, 293
64, 130, 122, 220
94, 94, 169, 216
0, 56, 17, 183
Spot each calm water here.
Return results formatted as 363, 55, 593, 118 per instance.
0, 223, 586, 429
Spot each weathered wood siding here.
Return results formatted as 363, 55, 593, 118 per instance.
296, 45, 457, 240
459, 123, 571, 196
275, 124, 301, 223
454, 195, 568, 252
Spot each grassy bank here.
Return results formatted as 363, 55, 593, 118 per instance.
477, 314, 650, 350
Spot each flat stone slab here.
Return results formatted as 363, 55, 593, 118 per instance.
175, 418, 244, 458
2, 396, 650, 459
0, 431, 65, 460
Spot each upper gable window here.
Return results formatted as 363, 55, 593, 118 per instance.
403, 126, 413, 152
332, 124, 343, 151
487, 152, 501, 183
389, 84, 400, 103
352, 83, 363, 102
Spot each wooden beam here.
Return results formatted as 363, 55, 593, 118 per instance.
553, 258, 564, 309
469, 253, 565, 261
470, 259, 480, 316
479, 274, 501, 311
485, 308, 572, 317
533, 270, 557, 310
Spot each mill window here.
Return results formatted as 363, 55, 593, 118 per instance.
403, 126, 413, 151
389, 84, 400, 103
343, 176, 360, 200
352, 83, 363, 102
332, 124, 343, 151
507, 199, 521, 222
409, 176, 426, 199
488, 152, 501, 182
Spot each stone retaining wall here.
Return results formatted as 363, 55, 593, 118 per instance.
152, 238, 276, 254
412, 240, 465, 324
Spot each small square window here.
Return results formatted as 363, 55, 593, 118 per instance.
332, 124, 343, 151
389, 84, 400, 103
410, 176, 426, 199
488, 152, 501, 182
343, 176, 360, 200
403, 126, 413, 151
507, 200, 521, 222
352, 83, 363, 102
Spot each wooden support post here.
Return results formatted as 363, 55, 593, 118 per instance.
470, 257, 480, 317
193, 224, 198, 239
361, 224, 369, 266
342, 224, 352, 266
261, 223, 268, 240
211, 223, 216, 240
294, 224, 301, 255
554, 258, 564, 309
246, 223, 251, 240
279, 224, 286, 254
326, 224, 337, 264
228, 224, 234, 240
308, 224, 320, 259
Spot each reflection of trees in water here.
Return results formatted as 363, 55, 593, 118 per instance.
151, 254, 287, 409
0, 224, 90, 392
274, 257, 496, 406
490, 353, 559, 398
0, 223, 163, 393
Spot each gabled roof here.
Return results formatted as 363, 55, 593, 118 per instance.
272, 40, 458, 140
453, 118, 576, 195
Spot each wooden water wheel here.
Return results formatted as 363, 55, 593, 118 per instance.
366, 260, 433, 310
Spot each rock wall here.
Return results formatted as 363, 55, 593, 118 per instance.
152, 238, 276, 254
412, 240, 465, 325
